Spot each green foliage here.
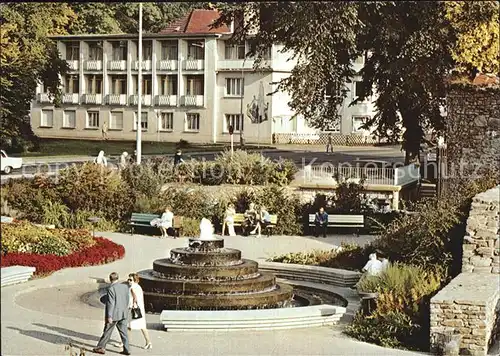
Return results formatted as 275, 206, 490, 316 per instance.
235, 185, 304, 235
346, 263, 441, 351
0, 3, 73, 150
269, 243, 369, 271
347, 311, 416, 349
214, 1, 498, 161
333, 180, 365, 213
56, 163, 134, 221
1, 221, 95, 256
179, 217, 201, 237
121, 161, 164, 197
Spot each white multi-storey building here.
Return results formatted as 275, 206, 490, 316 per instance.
30, 9, 376, 144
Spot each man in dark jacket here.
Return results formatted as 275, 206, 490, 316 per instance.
314, 207, 328, 238
93, 272, 131, 355
173, 149, 184, 166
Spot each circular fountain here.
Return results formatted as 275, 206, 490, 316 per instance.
138, 218, 293, 311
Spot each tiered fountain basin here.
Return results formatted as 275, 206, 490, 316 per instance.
137, 236, 355, 331
138, 238, 293, 312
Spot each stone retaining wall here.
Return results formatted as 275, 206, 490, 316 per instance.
462, 186, 500, 274
430, 273, 500, 356
430, 186, 500, 356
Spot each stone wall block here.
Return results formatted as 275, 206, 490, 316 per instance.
470, 256, 493, 267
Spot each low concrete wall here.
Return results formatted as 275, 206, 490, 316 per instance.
430, 273, 500, 356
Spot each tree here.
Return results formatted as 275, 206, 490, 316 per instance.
214, 1, 499, 162
444, 1, 499, 76
0, 3, 73, 151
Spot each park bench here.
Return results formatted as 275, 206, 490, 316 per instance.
231, 213, 278, 237
308, 214, 364, 236
129, 213, 184, 237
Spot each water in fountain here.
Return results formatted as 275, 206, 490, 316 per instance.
138, 218, 293, 311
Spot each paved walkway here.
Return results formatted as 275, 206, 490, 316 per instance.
1, 233, 425, 356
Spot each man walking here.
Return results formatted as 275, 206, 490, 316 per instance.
325, 133, 333, 153
93, 272, 131, 355
102, 122, 109, 141
314, 206, 328, 238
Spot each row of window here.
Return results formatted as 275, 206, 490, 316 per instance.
65, 40, 270, 62
40, 110, 244, 133
60, 76, 244, 97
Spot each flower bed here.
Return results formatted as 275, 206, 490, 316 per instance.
1, 237, 125, 275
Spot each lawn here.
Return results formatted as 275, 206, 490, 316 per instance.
21, 138, 275, 157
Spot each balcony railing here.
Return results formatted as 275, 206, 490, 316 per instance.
155, 95, 177, 106
129, 95, 152, 106
133, 60, 152, 71
38, 93, 52, 103
108, 60, 127, 71
157, 60, 178, 71
301, 164, 420, 186
83, 94, 103, 105
85, 60, 102, 71
218, 59, 256, 71
67, 60, 79, 71
106, 94, 127, 105
181, 95, 204, 107
183, 59, 204, 71
62, 93, 79, 104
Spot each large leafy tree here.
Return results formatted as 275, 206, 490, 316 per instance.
68, 2, 212, 34
214, 1, 499, 162
0, 3, 74, 151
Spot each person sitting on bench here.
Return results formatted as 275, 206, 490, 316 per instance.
314, 207, 328, 238
250, 205, 271, 237
243, 203, 257, 236
159, 207, 175, 238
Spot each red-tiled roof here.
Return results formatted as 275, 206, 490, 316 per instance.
159, 9, 230, 35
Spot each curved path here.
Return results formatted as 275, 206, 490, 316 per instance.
1, 233, 425, 356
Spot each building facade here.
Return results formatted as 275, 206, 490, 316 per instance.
30, 10, 376, 144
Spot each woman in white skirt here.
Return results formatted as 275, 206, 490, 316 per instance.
222, 203, 236, 236
128, 273, 151, 349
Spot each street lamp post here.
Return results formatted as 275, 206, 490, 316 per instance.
136, 3, 143, 164
239, 58, 246, 148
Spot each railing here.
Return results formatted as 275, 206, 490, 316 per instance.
302, 164, 419, 186
129, 95, 152, 106
183, 59, 204, 71
106, 94, 127, 105
155, 95, 177, 106
394, 163, 420, 186
85, 60, 102, 71
273, 132, 381, 146
157, 60, 178, 71
133, 60, 152, 71
218, 59, 255, 71
181, 95, 204, 107
62, 93, 79, 104
38, 93, 52, 103
83, 94, 102, 104
108, 60, 127, 71
67, 60, 79, 71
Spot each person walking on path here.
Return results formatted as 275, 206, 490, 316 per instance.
325, 133, 333, 153
314, 207, 328, 238
93, 272, 131, 355
128, 273, 152, 349
173, 149, 184, 166
102, 122, 109, 141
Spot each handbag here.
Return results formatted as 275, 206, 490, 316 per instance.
131, 305, 142, 320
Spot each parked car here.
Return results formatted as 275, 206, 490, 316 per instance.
1, 150, 23, 174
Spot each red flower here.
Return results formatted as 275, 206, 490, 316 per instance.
1, 237, 125, 275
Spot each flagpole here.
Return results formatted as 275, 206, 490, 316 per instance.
136, 3, 143, 164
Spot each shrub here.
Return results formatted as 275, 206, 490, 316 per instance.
235, 185, 304, 235
1, 237, 125, 275
121, 161, 164, 197
346, 263, 441, 351
180, 217, 200, 237
56, 163, 135, 221
371, 198, 461, 277
1, 221, 96, 256
268, 243, 370, 271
